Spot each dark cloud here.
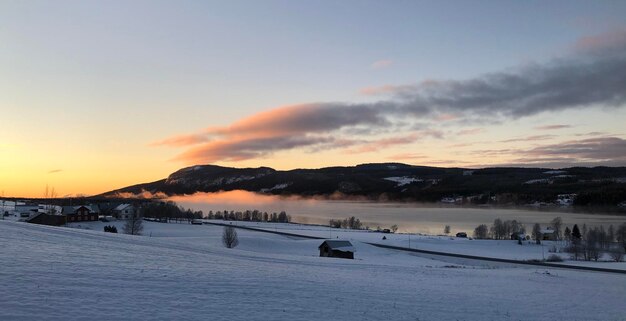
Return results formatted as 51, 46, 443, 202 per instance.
477, 137, 626, 167
47, 169, 62, 174
523, 137, 626, 161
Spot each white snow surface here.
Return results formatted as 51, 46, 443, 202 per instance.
1, 220, 625, 321
383, 176, 422, 186
259, 183, 291, 193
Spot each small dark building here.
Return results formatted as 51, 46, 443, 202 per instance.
26, 213, 67, 226
318, 240, 355, 259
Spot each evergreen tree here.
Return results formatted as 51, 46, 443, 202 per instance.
572, 224, 582, 240
564, 226, 571, 241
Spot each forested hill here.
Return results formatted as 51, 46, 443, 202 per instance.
102, 163, 626, 207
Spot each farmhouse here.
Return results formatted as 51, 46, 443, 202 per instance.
63, 205, 99, 222
318, 240, 355, 259
114, 204, 136, 220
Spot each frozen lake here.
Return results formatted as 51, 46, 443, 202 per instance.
171, 190, 626, 234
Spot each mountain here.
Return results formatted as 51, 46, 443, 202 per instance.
102, 163, 626, 207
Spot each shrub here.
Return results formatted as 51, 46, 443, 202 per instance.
609, 247, 625, 262
546, 254, 563, 262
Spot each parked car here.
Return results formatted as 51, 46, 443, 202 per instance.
455, 232, 467, 238
191, 219, 204, 225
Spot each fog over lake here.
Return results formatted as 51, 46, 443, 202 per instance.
171, 191, 626, 234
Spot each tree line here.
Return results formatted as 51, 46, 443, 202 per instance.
205, 210, 290, 223
471, 217, 626, 262
140, 201, 292, 224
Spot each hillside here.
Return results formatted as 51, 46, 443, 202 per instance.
102, 163, 626, 207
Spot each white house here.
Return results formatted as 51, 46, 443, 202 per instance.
113, 204, 136, 220
38, 204, 63, 215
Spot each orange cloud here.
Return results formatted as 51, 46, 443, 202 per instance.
173, 135, 333, 164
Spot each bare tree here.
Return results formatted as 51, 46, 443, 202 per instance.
568, 240, 583, 261
617, 223, 626, 251
532, 223, 542, 244
123, 212, 144, 235
583, 227, 602, 261
43, 185, 58, 214
550, 217, 563, 240
609, 247, 624, 262
607, 224, 615, 243
473, 224, 488, 239
222, 226, 239, 248
444, 225, 451, 235
390, 224, 399, 233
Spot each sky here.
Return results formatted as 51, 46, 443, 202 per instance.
1, 0, 626, 197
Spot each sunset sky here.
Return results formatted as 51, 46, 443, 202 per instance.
1, 0, 626, 197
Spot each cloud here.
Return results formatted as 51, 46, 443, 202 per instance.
457, 128, 485, 136
47, 169, 62, 174
499, 135, 557, 143
573, 28, 626, 56
371, 59, 393, 69
475, 137, 626, 167
154, 30, 626, 164
345, 134, 420, 154
534, 124, 572, 130
173, 135, 333, 163
522, 137, 626, 162
209, 103, 390, 138
575, 131, 608, 137
150, 133, 211, 147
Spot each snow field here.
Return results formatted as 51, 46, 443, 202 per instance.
1, 220, 625, 321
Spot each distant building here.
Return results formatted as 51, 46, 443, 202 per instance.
63, 205, 99, 222
15, 204, 39, 218
318, 240, 355, 259
37, 204, 63, 215
113, 204, 136, 220
540, 227, 557, 241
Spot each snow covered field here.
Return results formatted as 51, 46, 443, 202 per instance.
1, 220, 625, 321
205, 220, 626, 269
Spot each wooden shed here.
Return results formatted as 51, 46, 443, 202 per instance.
318, 240, 355, 259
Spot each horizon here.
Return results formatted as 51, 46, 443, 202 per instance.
2, 1, 626, 197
